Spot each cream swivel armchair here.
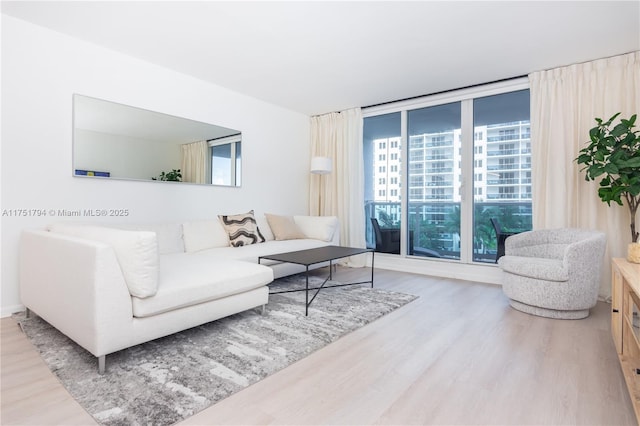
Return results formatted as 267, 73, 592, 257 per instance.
497, 228, 606, 319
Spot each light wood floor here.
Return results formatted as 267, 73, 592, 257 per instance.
1, 267, 636, 425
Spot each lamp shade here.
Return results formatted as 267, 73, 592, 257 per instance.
310, 156, 333, 174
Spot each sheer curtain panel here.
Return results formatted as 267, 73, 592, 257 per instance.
310, 108, 367, 261
181, 140, 208, 184
529, 51, 640, 298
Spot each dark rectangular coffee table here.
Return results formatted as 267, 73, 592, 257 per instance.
259, 246, 374, 316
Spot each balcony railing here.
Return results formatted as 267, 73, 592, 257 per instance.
487, 164, 519, 171
426, 168, 454, 173
487, 135, 520, 142
486, 178, 531, 185
426, 181, 454, 186
486, 193, 528, 200
425, 141, 453, 147
426, 155, 454, 160
487, 149, 522, 156
487, 121, 527, 129
365, 200, 532, 263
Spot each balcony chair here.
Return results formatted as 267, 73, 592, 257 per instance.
371, 218, 437, 257
497, 228, 606, 319
371, 218, 401, 254
490, 217, 520, 263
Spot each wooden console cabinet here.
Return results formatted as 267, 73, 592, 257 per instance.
612, 257, 640, 422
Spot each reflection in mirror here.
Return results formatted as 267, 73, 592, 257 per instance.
73, 94, 242, 186
211, 135, 241, 186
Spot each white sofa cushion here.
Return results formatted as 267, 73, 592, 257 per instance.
182, 219, 229, 252
132, 256, 273, 317
47, 223, 159, 298
116, 223, 185, 254
294, 215, 339, 242
197, 238, 330, 264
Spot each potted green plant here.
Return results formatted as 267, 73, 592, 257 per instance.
152, 169, 182, 182
575, 113, 640, 262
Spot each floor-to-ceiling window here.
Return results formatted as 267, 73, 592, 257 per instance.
472, 90, 531, 262
363, 79, 531, 264
407, 102, 462, 259
363, 112, 402, 252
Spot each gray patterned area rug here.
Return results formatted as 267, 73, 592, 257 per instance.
16, 274, 417, 426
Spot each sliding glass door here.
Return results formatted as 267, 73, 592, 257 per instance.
407, 102, 461, 259
363, 112, 402, 253
472, 90, 531, 262
363, 80, 532, 264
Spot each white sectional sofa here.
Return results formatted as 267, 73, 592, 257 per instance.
19, 212, 339, 373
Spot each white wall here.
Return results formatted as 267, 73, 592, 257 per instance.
1, 16, 312, 316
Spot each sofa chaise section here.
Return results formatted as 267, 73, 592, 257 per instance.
20, 229, 272, 373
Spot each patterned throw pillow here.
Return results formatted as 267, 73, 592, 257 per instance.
218, 210, 266, 247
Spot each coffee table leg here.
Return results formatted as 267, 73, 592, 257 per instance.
305, 265, 309, 316
329, 260, 333, 280
371, 251, 375, 288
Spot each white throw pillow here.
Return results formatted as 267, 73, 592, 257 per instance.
255, 216, 274, 241
116, 223, 185, 254
182, 219, 230, 252
294, 216, 339, 242
47, 223, 159, 298
139, 223, 184, 255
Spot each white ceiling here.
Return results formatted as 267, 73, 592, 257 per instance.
2, 1, 639, 116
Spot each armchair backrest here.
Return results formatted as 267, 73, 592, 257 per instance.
505, 228, 606, 261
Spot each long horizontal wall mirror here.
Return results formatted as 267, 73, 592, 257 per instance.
73, 94, 242, 186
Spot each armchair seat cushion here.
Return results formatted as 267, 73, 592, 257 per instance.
498, 256, 568, 282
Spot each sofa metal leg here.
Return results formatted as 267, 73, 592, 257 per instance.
253, 305, 267, 315
25, 308, 31, 319
98, 355, 106, 375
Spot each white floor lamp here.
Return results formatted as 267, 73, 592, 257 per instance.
310, 156, 333, 216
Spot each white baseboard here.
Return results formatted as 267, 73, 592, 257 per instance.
1, 304, 25, 318
370, 253, 503, 286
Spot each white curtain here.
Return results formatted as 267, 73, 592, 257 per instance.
310, 108, 367, 263
180, 140, 208, 184
529, 51, 640, 298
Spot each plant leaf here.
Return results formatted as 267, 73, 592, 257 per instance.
619, 158, 640, 168
603, 163, 619, 174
